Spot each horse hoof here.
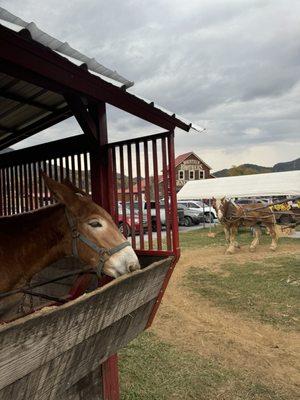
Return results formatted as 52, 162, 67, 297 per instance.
226, 248, 235, 255
249, 247, 256, 252
270, 247, 277, 251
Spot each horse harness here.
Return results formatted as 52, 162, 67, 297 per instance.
65, 209, 131, 278
220, 200, 274, 225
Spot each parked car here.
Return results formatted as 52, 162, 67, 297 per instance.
117, 205, 147, 236
177, 204, 203, 226
177, 200, 216, 223
128, 201, 183, 231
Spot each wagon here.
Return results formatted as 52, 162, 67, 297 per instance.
0, 8, 198, 399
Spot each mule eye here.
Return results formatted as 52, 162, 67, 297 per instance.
89, 221, 102, 228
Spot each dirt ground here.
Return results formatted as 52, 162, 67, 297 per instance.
150, 242, 300, 398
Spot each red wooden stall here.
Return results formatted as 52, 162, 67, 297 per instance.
0, 11, 197, 399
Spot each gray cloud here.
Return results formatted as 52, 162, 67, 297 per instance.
3, 0, 300, 168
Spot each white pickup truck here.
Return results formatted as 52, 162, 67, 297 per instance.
177, 200, 217, 222
128, 201, 166, 231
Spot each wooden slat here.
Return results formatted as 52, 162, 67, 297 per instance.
0, 257, 172, 392
63, 367, 103, 400
0, 300, 155, 399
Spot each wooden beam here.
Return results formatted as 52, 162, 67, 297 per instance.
64, 94, 97, 142
0, 134, 90, 167
89, 102, 110, 211
0, 90, 58, 112
0, 106, 72, 151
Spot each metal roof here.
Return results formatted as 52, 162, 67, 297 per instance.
0, 7, 204, 150
0, 7, 134, 89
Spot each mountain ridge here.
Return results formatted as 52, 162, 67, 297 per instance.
213, 158, 300, 177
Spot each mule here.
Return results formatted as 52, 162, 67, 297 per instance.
0, 173, 140, 318
212, 198, 277, 254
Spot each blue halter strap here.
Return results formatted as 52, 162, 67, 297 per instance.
65, 209, 131, 277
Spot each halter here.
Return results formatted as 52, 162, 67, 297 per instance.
65, 209, 131, 278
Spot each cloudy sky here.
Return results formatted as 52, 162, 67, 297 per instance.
2, 0, 300, 171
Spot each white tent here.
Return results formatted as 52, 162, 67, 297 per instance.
177, 171, 300, 199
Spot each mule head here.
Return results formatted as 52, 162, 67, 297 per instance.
42, 173, 140, 278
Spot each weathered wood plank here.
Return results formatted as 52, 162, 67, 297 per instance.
62, 367, 103, 400
0, 257, 172, 391
0, 300, 155, 400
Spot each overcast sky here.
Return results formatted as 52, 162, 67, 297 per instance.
2, 0, 300, 171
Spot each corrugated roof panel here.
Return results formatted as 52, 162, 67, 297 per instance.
0, 7, 134, 89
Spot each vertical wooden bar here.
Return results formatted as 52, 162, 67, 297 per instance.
23, 164, 29, 212
19, 164, 24, 213
53, 158, 58, 181
2, 169, 7, 215
102, 354, 120, 400
168, 132, 180, 255
48, 159, 54, 204
37, 161, 43, 207
161, 136, 172, 250
83, 152, 89, 194
28, 163, 33, 210
15, 165, 20, 214
110, 146, 119, 224
144, 140, 153, 249
65, 156, 70, 181
33, 162, 38, 209
152, 139, 162, 249
119, 145, 128, 238
0, 168, 2, 216
6, 167, 11, 215
77, 153, 82, 189
10, 166, 15, 214
59, 156, 64, 182
71, 154, 76, 185
42, 160, 48, 206
127, 144, 136, 247
135, 142, 144, 250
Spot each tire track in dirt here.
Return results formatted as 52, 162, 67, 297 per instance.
151, 244, 300, 396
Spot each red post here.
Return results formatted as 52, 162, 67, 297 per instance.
89, 101, 120, 400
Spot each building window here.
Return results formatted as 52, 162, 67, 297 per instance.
178, 170, 184, 180
189, 170, 194, 180
199, 170, 205, 179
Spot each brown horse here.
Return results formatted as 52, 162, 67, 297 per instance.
212, 198, 277, 254
0, 174, 140, 317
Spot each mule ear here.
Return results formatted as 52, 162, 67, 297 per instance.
41, 172, 76, 206
62, 178, 90, 198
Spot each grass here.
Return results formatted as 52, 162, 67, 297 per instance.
119, 331, 289, 400
184, 255, 300, 329
178, 226, 300, 249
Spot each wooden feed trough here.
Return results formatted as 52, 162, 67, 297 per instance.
0, 11, 196, 400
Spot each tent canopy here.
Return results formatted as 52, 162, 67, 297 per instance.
177, 171, 300, 200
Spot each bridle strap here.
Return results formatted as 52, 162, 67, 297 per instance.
64, 209, 131, 277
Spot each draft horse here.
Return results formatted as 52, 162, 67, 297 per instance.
0, 173, 140, 318
212, 198, 277, 254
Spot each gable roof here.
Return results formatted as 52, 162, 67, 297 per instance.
174, 152, 211, 170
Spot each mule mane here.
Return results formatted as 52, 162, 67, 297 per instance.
0, 203, 64, 227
